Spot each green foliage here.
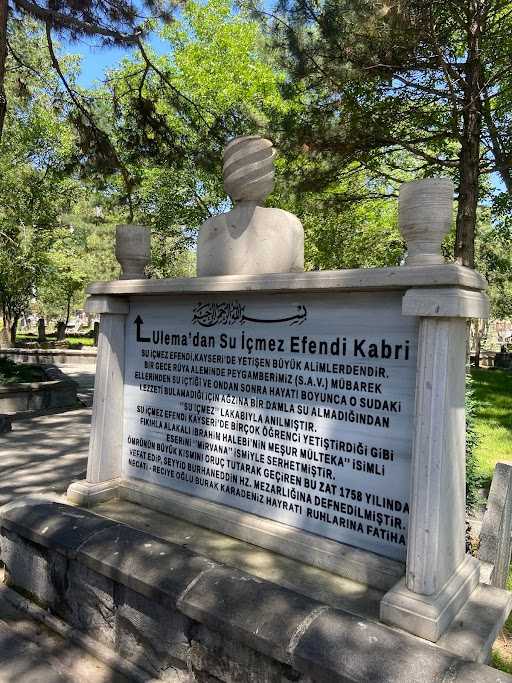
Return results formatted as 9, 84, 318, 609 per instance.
267, 0, 512, 266
37, 230, 88, 322
164, 0, 287, 121
272, 159, 404, 269
0, 357, 44, 384
84, 0, 290, 272
37, 196, 122, 319
475, 208, 512, 320
0, 22, 80, 343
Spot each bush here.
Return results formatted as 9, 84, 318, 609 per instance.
0, 358, 45, 384
466, 373, 481, 513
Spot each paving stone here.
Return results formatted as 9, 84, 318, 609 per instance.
0, 588, 131, 683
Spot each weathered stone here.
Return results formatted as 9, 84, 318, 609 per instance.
0, 373, 78, 413
115, 584, 191, 676
0, 413, 11, 433
292, 608, 512, 683
381, 556, 481, 643
86, 263, 488, 296
178, 564, 321, 664
0, 348, 97, 365
118, 478, 403, 592
56, 321, 66, 341
61, 561, 115, 647
399, 177, 454, 266
37, 318, 46, 343
93, 321, 100, 346
1, 527, 67, 610
479, 461, 512, 589
68, 297, 128, 506
197, 136, 304, 276
0, 498, 114, 558
77, 522, 217, 603
437, 583, 512, 664
2, 502, 512, 683
115, 224, 150, 280
188, 622, 309, 683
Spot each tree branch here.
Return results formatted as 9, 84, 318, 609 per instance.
13, 0, 140, 44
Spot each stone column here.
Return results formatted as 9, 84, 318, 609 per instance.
67, 296, 129, 506
380, 180, 489, 642
68, 224, 150, 507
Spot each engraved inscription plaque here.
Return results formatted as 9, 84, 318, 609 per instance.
123, 291, 418, 561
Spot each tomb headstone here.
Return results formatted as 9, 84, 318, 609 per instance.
37, 318, 46, 343
93, 321, 100, 347
56, 321, 66, 342
479, 461, 512, 589
68, 138, 494, 645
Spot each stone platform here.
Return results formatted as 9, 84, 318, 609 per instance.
1, 497, 511, 683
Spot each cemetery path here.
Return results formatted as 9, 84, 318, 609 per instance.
0, 362, 95, 505
0, 365, 193, 683
61, 363, 96, 407
0, 408, 91, 505
0, 583, 132, 682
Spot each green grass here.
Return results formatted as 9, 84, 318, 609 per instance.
0, 358, 45, 384
63, 335, 95, 347
493, 645, 512, 673
492, 572, 512, 671
15, 332, 95, 347
471, 369, 512, 488
472, 369, 512, 674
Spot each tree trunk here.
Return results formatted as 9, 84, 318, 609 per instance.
471, 319, 485, 368
0, 0, 9, 141
65, 294, 71, 327
454, 6, 483, 269
1, 311, 11, 348
9, 315, 18, 347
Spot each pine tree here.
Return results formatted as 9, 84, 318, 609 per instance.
268, 0, 512, 266
0, 0, 175, 138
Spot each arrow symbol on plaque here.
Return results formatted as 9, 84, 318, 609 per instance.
134, 315, 150, 342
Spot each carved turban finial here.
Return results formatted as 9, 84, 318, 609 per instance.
223, 136, 275, 203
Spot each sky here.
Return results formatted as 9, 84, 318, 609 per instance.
67, 32, 169, 88
72, 41, 130, 87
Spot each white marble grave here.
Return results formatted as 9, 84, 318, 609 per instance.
68, 144, 490, 643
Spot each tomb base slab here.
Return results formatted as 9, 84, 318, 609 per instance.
1, 497, 511, 683
67, 478, 120, 507
380, 554, 481, 642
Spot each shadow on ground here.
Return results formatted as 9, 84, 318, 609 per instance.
0, 409, 91, 505
0, 584, 134, 682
